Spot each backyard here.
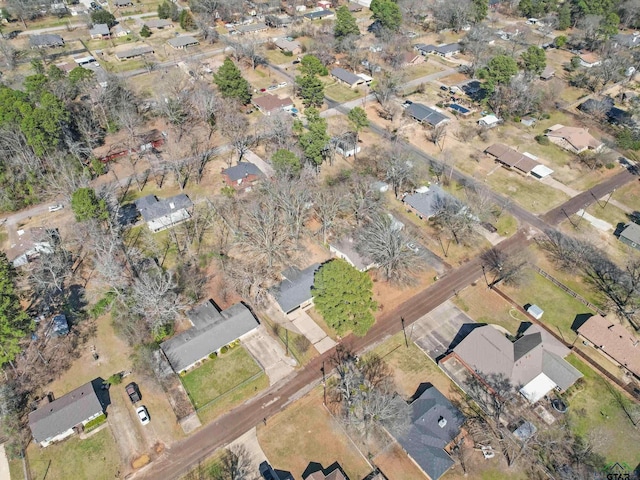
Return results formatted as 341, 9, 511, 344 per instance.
256, 388, 372, 480
181, 346, 268, 423
10, 428, 120, 480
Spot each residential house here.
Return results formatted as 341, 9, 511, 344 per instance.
265, 14, 294, 28
274, 38, 302, 55
331, 67, 365, 88
235, 22, 268, 34
613, 32, 640, 48
303, 9, 335, 21
329, 236, 376, 272
478, 114, 501, 128
530, 164, 554, 179
135, 194, 193, 232
392, 385, 465, 480
619, 223, 640, 250
405, 103, 450, 127
160, 300, 259, 372
318, 0, 331, 9
143, 19, 174, 29
348, 2, 363, 12
270, 263, 320, 314
28, 379, 108, 447
30, 34, 65, 48
401, 51, 424, 67
484, 143, 540, 175
579, 52, 601, 68
447, 324, 583, 403
9, 228, 56, 267
333, 132, 360, 157
545, 124, 604, 153
89, 23, 110, 39
540, 65, 555, 80
415, 43, 461, 58
115, 45, 155, 61
252, 94, 294, 115
403, 184, 454, 220
112, 24, 131, 37
114, 0, 133, 6
168, 36, 199, 49
578, 314, 640, 381
303, 462, 349, 480
221, 162, 264, 191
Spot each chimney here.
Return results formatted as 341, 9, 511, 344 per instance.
438, 416, 447, 428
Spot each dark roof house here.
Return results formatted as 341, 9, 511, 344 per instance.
222, 162, 264, 191
49, 314, 70, 337
578, 97, 631, 125
168, 35, 199, 49
613, 32, 640, 48
331, 68, 365, 88
393, 386, 465, 480
415, 43, 461, 57
403, 185, 456, 219
161, 300, 260, 372
89, 23, 110, 39
115, 45, 154, 60
619, 223, 640, 250
271, 263, 320, 314
303, 9, 335, 21
135, 194, 193, 232
28, 379, 108, 447
30, 34, 65, 48
406, 103, 450, 127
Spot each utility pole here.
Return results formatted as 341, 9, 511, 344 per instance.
321, 361, 326, 405
401, 317, 408, 348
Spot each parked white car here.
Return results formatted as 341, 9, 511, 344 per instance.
48, 204, 63, 212
136, 406, 150, 425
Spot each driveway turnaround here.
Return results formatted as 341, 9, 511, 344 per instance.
242, 326, 296, 385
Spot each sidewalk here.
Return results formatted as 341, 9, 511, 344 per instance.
0, 444, 10, 480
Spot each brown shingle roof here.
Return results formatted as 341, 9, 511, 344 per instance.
578, 315, 640, 377
252, 94, 293, 113
546, 125, 602, 152
484, 143, 539, 173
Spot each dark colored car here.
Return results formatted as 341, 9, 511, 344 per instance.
259, 461, 277, 480
125, 382, 141, 404
440, 85, 448, 91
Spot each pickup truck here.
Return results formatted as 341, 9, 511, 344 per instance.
125, 382, 141, 404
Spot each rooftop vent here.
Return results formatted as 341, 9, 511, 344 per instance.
169, 202, 175, 209
438, 416, 447, 428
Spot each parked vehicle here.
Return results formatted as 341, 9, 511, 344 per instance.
259, 462, 277, 480
125, 382, 141, 403
48, 204, 63, 212
136, 406, 150, 425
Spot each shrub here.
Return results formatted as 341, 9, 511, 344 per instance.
513, 116, 521, 123
107, 374, 122, 385
208, 352, 217, 359
605, 162, 615, 169
293, 335, 312, 354
91, 158, 106, 176
180, 370, 186, 376
220, 345, 229, 354
89, 292, 116, 319
140, 25, 151, 38
283, 50, 293, 56
84, 413, 107, 432
535, 134, 550, 145
153, 322, 174, 342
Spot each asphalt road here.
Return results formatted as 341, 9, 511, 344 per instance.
133, 230, 529, 480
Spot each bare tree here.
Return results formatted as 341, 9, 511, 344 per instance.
385, 153, 415, 198
211, 445, 254, 480
219, 100, 255, 164
357, 214, 427, 283
432, 193, 478, 246
461, 25, 494, 76
313, 187, 347, 244
426, 123, 447, 151
346, 174, 383, 226
464, 372, 516, 425
481, 248, 528, 288
27, 230, 73, 306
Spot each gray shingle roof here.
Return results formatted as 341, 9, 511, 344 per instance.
90, 23, 110, 36
223, 162, 263, 182
30, 34, 64, 47
235, 22, 268, 33
115, 45, 154, 59
406, 103, 449, 126
613, 33, 640, 48
416, 43, 461, 55
393, 386, 464, 480
304, 9, 334, 20
620, 223, 640, 245
135, 194, 193, 222
168, 35, 199, 48
270, 263, 320, 313
331, 67, 363, 86
403, 185, 455, 219
160, 300, 259, 372
28, 380, 105, 444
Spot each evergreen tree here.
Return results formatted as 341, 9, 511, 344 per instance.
479, 55, 518, 91
558, 2, 572, 29
90, 10, 116, 28
179, 10, 196, 30
271, 149, 301, 176
140, 24, 151, 37
520, 45, 546, 74
312, 259, 377, 337
299, 54, 328, 76
471, 0, 488, 23
214, 58, 251, 104
0, 252, 33, 367
71, 187, 108, 222
299, 107, 329, 166
157, 0, 178, 20
347, 106, 368, 161
295, 73, 324, 107
334, 5, 360, 38
370, 0, 402, 32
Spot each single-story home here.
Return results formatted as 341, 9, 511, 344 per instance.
329, 235, 376, 272
89, 23, 110, 39
540, 65, 555, 80
578, 314, 640, 380
30, 34, 65, 49
9, 228, 56, 267
252, 94, 294, 115
221, 162, 264, 191
270, 263, 320, 314
521, 116, 537, 127
478, 114, 501, 128
274, 38, 302, 55
303, 462, 348, 480
303, 9, 335, 21
114, 0, 133, 6
135, 194, 193, 232
401, 51, 424, 66
392, 385, 465, 480
73, 54, 96, 66
579, 52, 601, 68
28, 379, 108, 447
415, 43, 461, 58
545, 124, 604, 153
112, 24, 131, 37
235, 22, 268, 34
405, 103, 450, 127
265, 14, 294, 28
619, 223, 640, 250
449, 324, 583, 403
115, 45, 155, 60
160, 300, 260, 372
168, 35, 199, 49
403, 184, 456, 220
613, 32, 640, 49
333, 132, 360, 157
143, 19, 173, 29
331, 67, 365, 88
484, 143, 540, 175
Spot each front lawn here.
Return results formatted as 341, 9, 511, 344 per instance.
12, 428, 119, 480
324, 82, 364, 103
564, 355, 640, 466
181, 346, 263, 408
257, 388, 372, 480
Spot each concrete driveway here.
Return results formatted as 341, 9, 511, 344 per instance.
411, 301, 476, 361
228, 427, 268, 477
288, 309, 336, 354
243, 326, 296, 385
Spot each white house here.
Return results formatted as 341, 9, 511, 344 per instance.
478, 114, 501, 128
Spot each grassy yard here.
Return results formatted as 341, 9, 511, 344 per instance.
501, 270, 596, 343
615, 181, 640, 212
11, 428, 119, 480
181, 346, 263, 408
324, 82, 364, 103
196, 372, 268, 424
404, 61, 446, 81
564, 355, 640, 466
585, 202, 629, 230
495, 213, 518, 237
256, 388, 372, 480
103, 59, 146, 73
264, 49, 294, 65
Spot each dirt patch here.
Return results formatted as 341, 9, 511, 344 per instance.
132, 454, 150, 469
371, 269, 436, 315
374, 443, 425, 480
